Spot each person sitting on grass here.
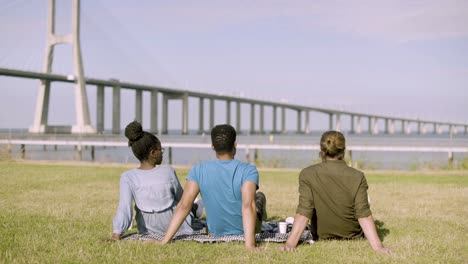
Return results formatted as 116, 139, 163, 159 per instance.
158, 124, 267, 252
111, 121, 195, 240
279, 130, 391, 254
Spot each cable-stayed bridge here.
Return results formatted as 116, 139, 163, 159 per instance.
2, 67, 467, 136
0, 0, 466, 136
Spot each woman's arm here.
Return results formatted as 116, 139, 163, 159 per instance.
278, 214, 309, 251
358, 215, 392, 254
160, 180, 199, 244
112, 176, 133, 240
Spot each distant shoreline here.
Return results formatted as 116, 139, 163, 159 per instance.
3, 159, 467, 174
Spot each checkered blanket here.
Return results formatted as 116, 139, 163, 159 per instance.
123, 228, 315, 244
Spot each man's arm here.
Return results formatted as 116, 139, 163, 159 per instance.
241, 181, 260, 251
358, 215, 392, 254
160, 180, 199, 244
278, 214, 309, 251
279, 169, 314, 251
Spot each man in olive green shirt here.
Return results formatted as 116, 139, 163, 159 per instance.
296, 159, 371, 240
279, 131, 391, 254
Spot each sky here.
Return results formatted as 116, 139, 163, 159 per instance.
0, 0, 467, 132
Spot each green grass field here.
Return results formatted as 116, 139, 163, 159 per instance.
0, 161, 467, 263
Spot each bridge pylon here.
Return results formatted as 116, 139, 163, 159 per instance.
30, 0, 95, 134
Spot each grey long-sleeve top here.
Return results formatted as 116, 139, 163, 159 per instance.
112, 166, 193, 235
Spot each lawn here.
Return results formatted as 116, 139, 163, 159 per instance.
0, 161, 467, 263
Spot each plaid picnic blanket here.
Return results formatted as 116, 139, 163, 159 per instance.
123, 227, 315, 244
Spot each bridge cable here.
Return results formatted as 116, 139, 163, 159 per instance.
0, 1, 45, 71
84, 0, 183, 88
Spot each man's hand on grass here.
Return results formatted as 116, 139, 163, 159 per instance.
278, 245, 297, 252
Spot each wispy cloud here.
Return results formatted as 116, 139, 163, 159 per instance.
124, 0, 468, 42
313, 0, 468, 41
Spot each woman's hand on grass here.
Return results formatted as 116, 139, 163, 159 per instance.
111, 233, 121, 241
100, 234, 120, 244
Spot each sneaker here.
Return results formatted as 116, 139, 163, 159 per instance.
193, 198, 204, 218
191, 204, 198, 218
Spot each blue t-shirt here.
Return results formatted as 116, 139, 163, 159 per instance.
187, 159, 259, 236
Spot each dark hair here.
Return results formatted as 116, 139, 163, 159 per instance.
125, 121, 161, 161
320, 130, 346, 160
211, 124, 236, 154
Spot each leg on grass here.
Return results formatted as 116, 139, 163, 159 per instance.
255, 192, 268, 233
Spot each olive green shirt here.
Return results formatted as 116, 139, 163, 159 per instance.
296, 159, 372, 240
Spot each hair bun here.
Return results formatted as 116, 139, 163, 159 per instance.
320, 131, 346, 159
125, 121, 144, 146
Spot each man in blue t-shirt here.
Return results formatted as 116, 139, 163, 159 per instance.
160, 124, 267, 251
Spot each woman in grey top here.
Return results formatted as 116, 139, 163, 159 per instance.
111, 121, 194, 240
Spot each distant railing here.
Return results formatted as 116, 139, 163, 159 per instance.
1, 139, 466, 167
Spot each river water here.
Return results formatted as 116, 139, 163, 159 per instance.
1, 129, 467, 170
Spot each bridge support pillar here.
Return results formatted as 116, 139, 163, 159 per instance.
135, 90, 142, 123
198, 98, 204, 134
421, 123, 427, 135
372, 117, 379, 135
182, 93, 189, 135
297, 110, 302, 133
31, 0, 95, 134
236, 101, 241, 133
260, 104, 264, 134
305, 111, 310, 134
356, 116, 361, 134
250, 103, 255, 134
272, 106, 277, 134
350, 115, 355, 134
405, 121, 411, 134
368, 117, 372, 134
209, 98, 215, 130
96, 85, 104, 133
281, 107, 287, 134
335, 113, 341, 132
150, 90, 158, 134
328, 113, 333, 131
437, 124, 443, 135
384, 119, 389, 134
162, 94, 168, 134
112, 83, 121, 134
31, 78, 51, 133
226, 100, 231, 125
